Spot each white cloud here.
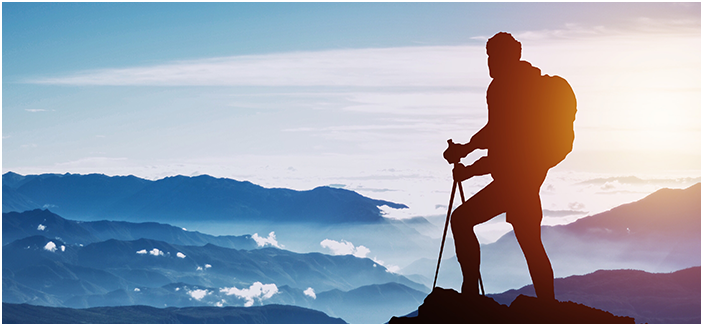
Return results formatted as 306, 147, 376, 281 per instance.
252, 231, 283, 248
37, 224, 46, 231
205, 264, 212, 269
215, 299, 226, 307
43, 241, 57, 252
197, 266, 203, 271
134, 288, 141, 292
220, 282, 279, 307
149, 248, 164, 256
61, 245, 66, 252
303, 287, 316, 299
372, 257, 400, 274
188, 289, 209, 301
26, 46, 483, 87
320, 239, 370, 258
136, 248, 164, 256
177, 252, 186, 258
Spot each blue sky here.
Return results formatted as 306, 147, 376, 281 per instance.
3, 2, 700, 240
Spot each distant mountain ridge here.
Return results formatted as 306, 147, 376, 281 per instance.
2, 234, 425, 296
2, 209, 256, 249
478, 183, 701, 292
2, 303, 347, 324
405, 183, 701, 293
488, 267, 701, 324
2, 172, 407, 223
2, 224, 428, 323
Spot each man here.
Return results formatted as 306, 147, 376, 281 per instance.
443, 32, 576, 300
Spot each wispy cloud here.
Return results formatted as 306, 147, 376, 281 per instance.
578, 176, 701, 187
24, 108, 53, 113
26, 46, 484, 87
542, 209, 588, 218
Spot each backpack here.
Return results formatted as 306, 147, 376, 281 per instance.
537, 75, 577, 168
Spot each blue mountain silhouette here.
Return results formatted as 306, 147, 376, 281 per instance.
2, 172, 407, 223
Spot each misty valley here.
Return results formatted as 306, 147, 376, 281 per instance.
2, 172, 700, 323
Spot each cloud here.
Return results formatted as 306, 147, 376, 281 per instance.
61, 245, 66, 252
149, 248, 164, 256
205, 264, 212, 269
136, 248, 164, 256
188, 289, 209, 301
320, 239, 370, 258
37, 224, 46, 231
134, 288, 141, 292
43, 241, 58, 252
372, 257, 401, 274
177, 252, 186, 258
303, 287, 316, 299
578, 176, 701, 187
542, 209, 588, 218
26, 46, 484, 87
252, 231, 283, 248
220, 282, 279, 307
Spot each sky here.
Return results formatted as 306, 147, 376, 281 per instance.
2, 2, 701, 242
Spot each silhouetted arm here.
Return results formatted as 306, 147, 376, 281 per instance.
443, 123, 491, 164
452, 157, 491, 182
467, 122, 490, 151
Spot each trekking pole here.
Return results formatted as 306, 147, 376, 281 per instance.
432, 166, 486, 295
432, 177, 458, 290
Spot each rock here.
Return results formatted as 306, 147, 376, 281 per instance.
389, 287, 634, 324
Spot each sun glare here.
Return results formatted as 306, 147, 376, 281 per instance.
522, 30, 700, 176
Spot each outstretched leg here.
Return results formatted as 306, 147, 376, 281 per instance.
450, 182, 504, 296
510, 189, 554, 301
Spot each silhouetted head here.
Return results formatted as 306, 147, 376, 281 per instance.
486, 32, 522, 79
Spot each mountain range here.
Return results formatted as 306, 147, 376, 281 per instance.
2, 303, 346, 324
488, 266, 701, 324
406, 183, 701, 293
2, 209, 256, 249
2, 172, 407, 223
2, 213, 428, 323
2, 172, 700, 323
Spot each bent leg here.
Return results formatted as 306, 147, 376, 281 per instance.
450, 182, 505, 295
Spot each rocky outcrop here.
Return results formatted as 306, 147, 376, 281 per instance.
389, 287, 634, 323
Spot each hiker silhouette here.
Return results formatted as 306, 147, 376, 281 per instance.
443, 32, 576, 300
